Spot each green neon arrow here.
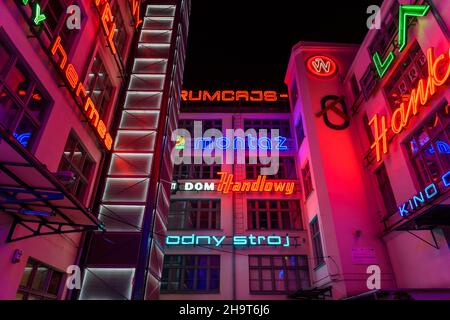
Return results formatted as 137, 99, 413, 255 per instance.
33, 3, 46, 25
398, 4, 430, 52
22, 0, 29, 5
373, 51, 395, 78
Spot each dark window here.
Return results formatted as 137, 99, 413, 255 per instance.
375, 163, 397, 217
350, 74, 361, 99
161, 255, 220, 293
360, 65, 378, 100
168, 200, 220, 230
244, 119, 292, 139
0, 39, 51, 150
173, 164, 221, 180
290, 81, 299, 108
16, 258, 64, 300
41, 0, 79, 53
178, 119, 222, 136
249, 255, 310, 294
310, 217, 325, 268
302, 162, 313, 199
367, 1, 399, 59
85, 53, 114, 118
246, 157, 297, 180
363, 113, 375, 144
384, 42, 427, 111
296, 116, 305, 148
247, 200, 302, 230
405, 102, 450, 188
57, 131, 95, 202
112, 1, 128, 59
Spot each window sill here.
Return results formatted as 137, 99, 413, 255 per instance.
313, 262, 326, 271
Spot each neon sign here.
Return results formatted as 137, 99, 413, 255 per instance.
191, 136, 288, 151
127, 0, 142, 29
166, 234, 291, 247
94, 0, 119, 56
20, 0, 46, 26
51, 36, 113, 150
181, 90, 289, 103
171, 173, 297, 196
398, 170, 449, 217
372, 4, 430, 78
306, 55, 337, 77
369, 47, 449, 162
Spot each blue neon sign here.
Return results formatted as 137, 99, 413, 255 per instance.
194, 136, 288, 151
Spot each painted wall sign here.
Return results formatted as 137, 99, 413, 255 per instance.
171, 172, 296, 196
17, 0, 113, 150
181, 90, 289, 103
166, 234, 291, 247
369, 47, 449, 162
306, 55, 338, 77
398, 170, 449, 217
316, 95, 350, 130
372, 4, 430, 78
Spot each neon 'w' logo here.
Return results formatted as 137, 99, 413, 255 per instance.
312, 58, 331, 73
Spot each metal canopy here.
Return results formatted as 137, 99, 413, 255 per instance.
289, 286, 333, 300
395, 204, 450, 231
0, 126, 103, 242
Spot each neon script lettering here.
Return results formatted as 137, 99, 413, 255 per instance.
51, 36, 113, 150
94, 0, 118, 55
128, 0, 142, 29
181, 90, 288, 103
369, 47, 450, 162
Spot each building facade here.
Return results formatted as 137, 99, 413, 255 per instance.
285, 0, 449, 299
78, 0, 191, 300
0, 0, 138, 299
160, 94, 314, 300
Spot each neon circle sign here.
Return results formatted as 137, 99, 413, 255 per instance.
306, 55, 338, 77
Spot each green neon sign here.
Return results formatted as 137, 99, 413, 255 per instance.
372, 4, 430, 78
21, 0, 47, 26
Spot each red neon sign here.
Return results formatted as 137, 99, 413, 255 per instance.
369, 47, 450, 162
306, 55, 338, 77
181, 90, 289, 103
50, 36, 113, 150
94, 0, 118, 55
128, 0, 142, 29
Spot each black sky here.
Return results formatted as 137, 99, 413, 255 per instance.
183, 0, 383, 91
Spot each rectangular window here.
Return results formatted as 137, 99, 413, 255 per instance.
246, 157, 297, 180
350, 74, 361, 99
290, 81, 299, 109
161, 255, 220, 293
374, 163, 398, 217
112, 0, 128, 59
168, 200, 221, 230
405, 102, 450, 188
360, 65, 378, 100
244, 119, 292, 139
310, 217, 325, 268
247, 200, 303, 231
178, 119, 222, 136
57, 131, 95, 202
296, 116, 305, 148
0, 38, 51, 150
384, 42, 427, 111
302, 162, 313, 199
173, 163, 221, 180
85, 53, 115, 118
249, 255, 310, 294
16, 258, 64, 300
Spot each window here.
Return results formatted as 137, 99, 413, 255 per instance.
384, 42, 427, 111
296, 116, 305, 148
57, 131, 95, 202
249, 255, 310, 294
112, 0, 128, 59
178, 119, 222, 136
310, 217, 325, 268
375, 163, 397, 217
360, 65, 378, 100
247, 200, 302, 230
290, 81, 299, 108
405, 103, 450, 188
173, 163, 221, 180
302, 162, 313, 199
363, 113, 375, 145
0, 39, 51, 150
16, 258, 64, 300
168, 200, 220, 230
246, 157, 297, 180
350, 74, 361, 99
161, 255, 220, 293
41, 0, 79, 53
244, 119, 292, 139
85, 53, 114, 118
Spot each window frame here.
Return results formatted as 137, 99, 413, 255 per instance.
168, 199, 221, 231
246, 157, 297, 180
301, 161, 313, 200
309, 216, 325, 269
247, 200, 303, 231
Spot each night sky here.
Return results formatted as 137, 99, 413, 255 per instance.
183, 0, 383, 91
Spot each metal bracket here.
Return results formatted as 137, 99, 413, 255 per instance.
406, 229, 440, 250
0, 187, 64, 204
